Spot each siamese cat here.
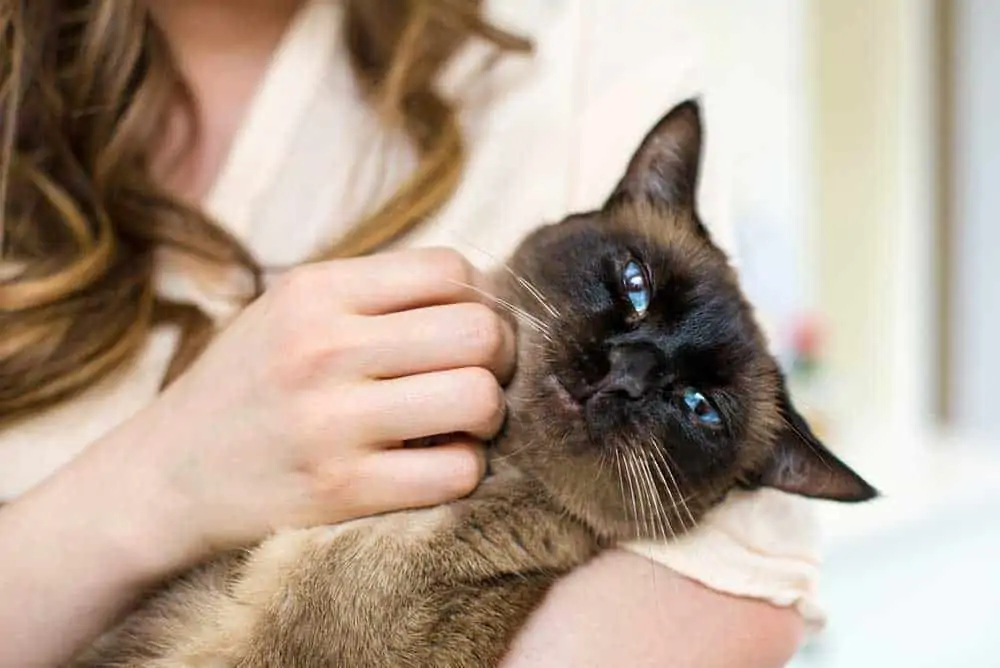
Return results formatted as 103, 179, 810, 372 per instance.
75, 99, 876, 668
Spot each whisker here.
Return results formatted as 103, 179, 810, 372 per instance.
640, 452, 663, 541
629, 446, 654, 538
648, 453, 673, 540
634, 452, 659, 540
594, 450, 607, 485
653, 446, 693, 533
489, 439, 538, 463
622, 450, 641, 539
641, 453, 674, 541
514, 275, 561, 319
643, 462, 667, 627
658, 446, 698, 530
648, 445, 682, 538
516, 337, 554, 359
449, 279, 549, 332
621, 449, 642, 541
449, 234, 562, 319
628, 451, 666, 621
614, 451, 627, 525
628, 448, 653, 540
445, 278, 553, 340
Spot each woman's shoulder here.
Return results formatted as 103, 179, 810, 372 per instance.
406, 0, 732, 261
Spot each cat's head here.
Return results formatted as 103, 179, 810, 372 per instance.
496, 99, 876, 541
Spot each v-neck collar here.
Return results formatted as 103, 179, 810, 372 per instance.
201, 0, 339, 242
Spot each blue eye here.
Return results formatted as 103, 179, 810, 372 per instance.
682, 387, 721, 426
622, 260, 650, 314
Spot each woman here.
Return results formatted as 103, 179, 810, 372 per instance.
0, 1, 818, 665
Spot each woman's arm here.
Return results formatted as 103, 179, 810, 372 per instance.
503, 550, 805, 668
0, 248, 512, 668
0, 425, 185, 668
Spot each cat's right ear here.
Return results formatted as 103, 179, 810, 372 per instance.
755, 386, 879, 503
603, 99, 704, 212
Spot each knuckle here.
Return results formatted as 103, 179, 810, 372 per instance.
272, 264, 324, 301
420, 247, 474, 287
308, 456, 359, 508
281, 393, 366, 465
456, 303, 506, 361
262, 343, 308, 390
277, 391, 329, 442
266, 270, 322, 341
264, 274, 359, 389
271, 313, 313, 352
457, 367, 504, 428
444, 449, 484, 497
264, 321, 325, 388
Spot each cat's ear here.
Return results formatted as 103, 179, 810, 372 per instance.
756, 385, 878, 502
604, 98, 704, 211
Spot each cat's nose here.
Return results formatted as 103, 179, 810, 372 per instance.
597, 343, 664, 399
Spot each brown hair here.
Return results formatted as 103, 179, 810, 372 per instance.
0, 0, 530, 423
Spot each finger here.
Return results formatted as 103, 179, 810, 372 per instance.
357, 303, 516, 383
324, 247, 493, 315
352, 440, 486, 514
357, 367, 507, 443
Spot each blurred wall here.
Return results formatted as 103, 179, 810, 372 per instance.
951, 0, 1000, 437
698, 0, 812, 336
807, 0, 937, 444
628, 1, 942, 447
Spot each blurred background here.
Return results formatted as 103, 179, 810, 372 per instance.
689, 1, 1000, 665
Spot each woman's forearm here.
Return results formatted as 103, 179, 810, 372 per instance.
0, 424, 193, 668
502, 549, 805, 668
1, 431, 805, 668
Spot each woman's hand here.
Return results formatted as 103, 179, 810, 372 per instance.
0, 246, 515, 667
96, 246, 516, 567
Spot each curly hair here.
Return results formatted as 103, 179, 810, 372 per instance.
0, 0, 530, 423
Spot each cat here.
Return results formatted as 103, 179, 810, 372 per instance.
74, 99, 877, 668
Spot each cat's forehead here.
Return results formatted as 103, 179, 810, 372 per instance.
565, 206, 756, 336
550, 202, 734, 284
512, 200, 741, 310
530, 206, 697, 250
604, 201, 719, 262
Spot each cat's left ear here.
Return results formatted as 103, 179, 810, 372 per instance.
755, 385, 878, 503
604, 98, 704, 212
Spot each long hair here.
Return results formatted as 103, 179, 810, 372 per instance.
0, 0, 530, 423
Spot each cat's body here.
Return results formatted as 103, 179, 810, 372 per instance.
79, 465, 597, 667
75, 101, 876, 668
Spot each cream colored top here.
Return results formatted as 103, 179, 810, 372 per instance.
0, 0, 823, 629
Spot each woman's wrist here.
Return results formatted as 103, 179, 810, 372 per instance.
62, 410, 213, 582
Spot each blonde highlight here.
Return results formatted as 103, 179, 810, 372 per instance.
0, 0, 530, 425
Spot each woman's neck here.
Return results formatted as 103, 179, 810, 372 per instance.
146, 0, 308, 202
147, 0, 305, 62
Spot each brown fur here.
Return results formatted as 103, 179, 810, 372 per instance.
72, 101, 875, 668
76, 469, 596, 667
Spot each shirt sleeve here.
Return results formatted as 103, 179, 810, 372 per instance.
561, 2, 825, 629
621, 491, 826, 631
